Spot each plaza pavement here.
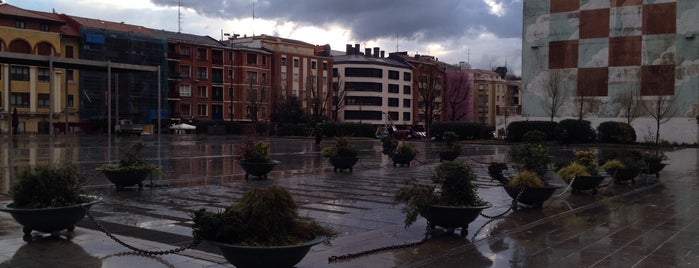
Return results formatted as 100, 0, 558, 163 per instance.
1, 136, 698, 267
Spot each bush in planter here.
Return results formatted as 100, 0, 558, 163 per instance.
98, 142, 160, 173
10, 162, 90, 208
509, 143, 550, 178
321, 136, 358, 158
238, 137, 271, 163
557, 150, 600, 183
507, 170, 545, 188
395, 142, 417, 156
381, 136, 399, 155
394, 161, 486, 228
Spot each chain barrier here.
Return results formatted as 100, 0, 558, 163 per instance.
479, 186, 524, 219
275, 158, 329, 176
551, 176, 576, 198
357, 158, 390, 169
83, 205, 201, 255
328, 224, 432, 263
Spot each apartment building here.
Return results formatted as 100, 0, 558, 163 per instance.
227, 35, 333, 122
522, 0, 699, 143
333, 44, 413, 126
0, 3, 80, 134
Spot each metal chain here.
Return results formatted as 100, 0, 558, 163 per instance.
357, 158, 390, 169
83, 205, 201, 255
551, 176, 576, 198
275, 158, 329, 176
328, 224, 433, 263
479, 186, 524, 219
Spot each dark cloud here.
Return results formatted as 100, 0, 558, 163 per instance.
151, 0, 522, 41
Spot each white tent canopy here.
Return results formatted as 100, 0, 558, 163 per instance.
169, 123, 196, 130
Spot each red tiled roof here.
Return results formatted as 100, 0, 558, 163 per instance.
64, 14, 157, 36
0, 3, 64, 23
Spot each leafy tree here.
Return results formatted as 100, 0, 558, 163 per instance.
271, 95, 308, 124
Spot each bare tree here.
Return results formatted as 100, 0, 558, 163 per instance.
543, 70, 568, 122
443, 69, 471, 121
246, 78, 267, 123
415, 64, 444, 137
574, 77, 599, 120
305, 76, 330, 126
615, 82, 644, 125
332, 74, 348, 121
640, 93, 677, 144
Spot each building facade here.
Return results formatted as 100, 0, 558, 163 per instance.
334, 45, 413, 126
522, 0, 699, 143
0, 3, 80, 134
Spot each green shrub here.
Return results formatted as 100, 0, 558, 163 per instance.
507, 170, 544, 188
321, 137, 358, 158
381, 137, 398, 155
509, 143, 550, 177
597, 121, 636, 143
506, 121, 558, 142
239, 137, 271, 162
10, 161, 90, 208
522, 130, 548, 143
430, 121, 493, 140
557, 162, 591, 183
395, 142, 417, 155
557, 119, 596, 144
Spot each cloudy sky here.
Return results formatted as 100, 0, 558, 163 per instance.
8, 0, 523, 75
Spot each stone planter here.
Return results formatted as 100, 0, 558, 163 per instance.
392, 154, 416, 167
504, 184, 563, 209
0, 195, 101, 241
438, 151, 460, 162
641, 162, 667, 178
208, 236, 324, 268
238, 160, 280, 179
606, 167, 641, 185
420, 204, 492, 237
101, 168, 151, 190
328, 157, 358, 172
569, 175, 606, 194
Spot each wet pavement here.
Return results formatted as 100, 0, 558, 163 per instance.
0, 135, 698, 267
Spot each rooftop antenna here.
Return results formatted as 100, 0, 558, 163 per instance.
467, 48, 471, 64
395, 33, 399, 52
177, 0, 182, 33
252, 0, 255, 36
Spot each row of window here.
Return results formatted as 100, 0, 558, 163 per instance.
281, 57, 329, 70
344, 82, 411, 94
0, 93, 74, 108
178, 84, 265, 100
4, 66, 74, 82
15, 20, 50, 32
179, 103, 267, 117
339, 68, 411, 81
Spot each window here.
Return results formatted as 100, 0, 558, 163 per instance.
403, 72, 411, 81
229, 87, 234, 98
10, 66, 29, 81
181, 103, 191, 115
403, 86, 411, 94
212, 86, 223, 101
323, 61, 328, 70
262, 55, 267, 65
345, 96, 382, 106
229, 104, 233, 116
293, 58, 299, 68
333, 68, 338, 77
65, 46, 74, 58
228, 69, 234, 79
345, 68, 382, 78
388, 70, 399, 80
403, 112, 411, 121
388, 112, 399, 121
197, 86, 207, 98
180, 65, 191, 78
212, 105, 223, 119
196, 48, 207, 60
344, 110, 382, 120
212, 50, 223, 65
246, 71, 258, 83
179, 84, 191, 97
38, 68, 50, 82
403, 99, 411, 108
11, 93, 30, 107
293, 73, 299, 82
15, 20, 25, 29
40, 23, 49, 32
247, 53, 258, 65
67, 95, 74, 107
197, 67, 207, 80
66, 69, 74, 81
198, 104, 207, 116
281, 72, 287, 81
180, 45, 191, 57
388, 98, 399, 107
281, 57, 287, 66
228, 51, 234, 61
345, 82, 382, 92
38, 94, 50, 108
261, 107, 267, 116
311, 61, 317, 69
388, 84, 399, 93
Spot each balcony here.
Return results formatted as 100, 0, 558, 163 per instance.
212, 95, 223, 102
168, 73, 181, 79
212, 76, 223, 83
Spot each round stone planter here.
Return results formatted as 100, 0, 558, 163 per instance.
328, 157, 358, 172
238, 160, 280, 179
392, 154, 416, 167
101, 168, 151, 189
569, 175, 606, 194
0, 195, 102, 241
420, 204, 492, 237
607, 168, 641, 185
641, 162, 667, 178
438, 151, 460, 162
208, 236, 324, 268
504, 184, 563, 209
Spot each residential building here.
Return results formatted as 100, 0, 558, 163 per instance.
227, 35, 333, 122
333, 44, 413, 126
0, 3, 80, 134
389, 52, 446, 129
522, 0, 699, 143
470, 69, 509, 127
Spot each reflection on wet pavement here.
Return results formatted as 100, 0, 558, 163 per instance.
1, 135, 698, 267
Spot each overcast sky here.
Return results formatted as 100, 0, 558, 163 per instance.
8, 0, 523, 75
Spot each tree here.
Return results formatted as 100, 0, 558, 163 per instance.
639, 93, 676, 144
574, 77, 598, 120
246, 78, 267, 123
543, 70, 568, 122
271, 95, 308, 124
331, 74, 348, 121
415, 64, 444, 137
615, 82, 643, 125
443, 69, 471, 121
305, 76, 330, 126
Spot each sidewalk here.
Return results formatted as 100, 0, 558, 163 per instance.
0, 141, 697, 267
